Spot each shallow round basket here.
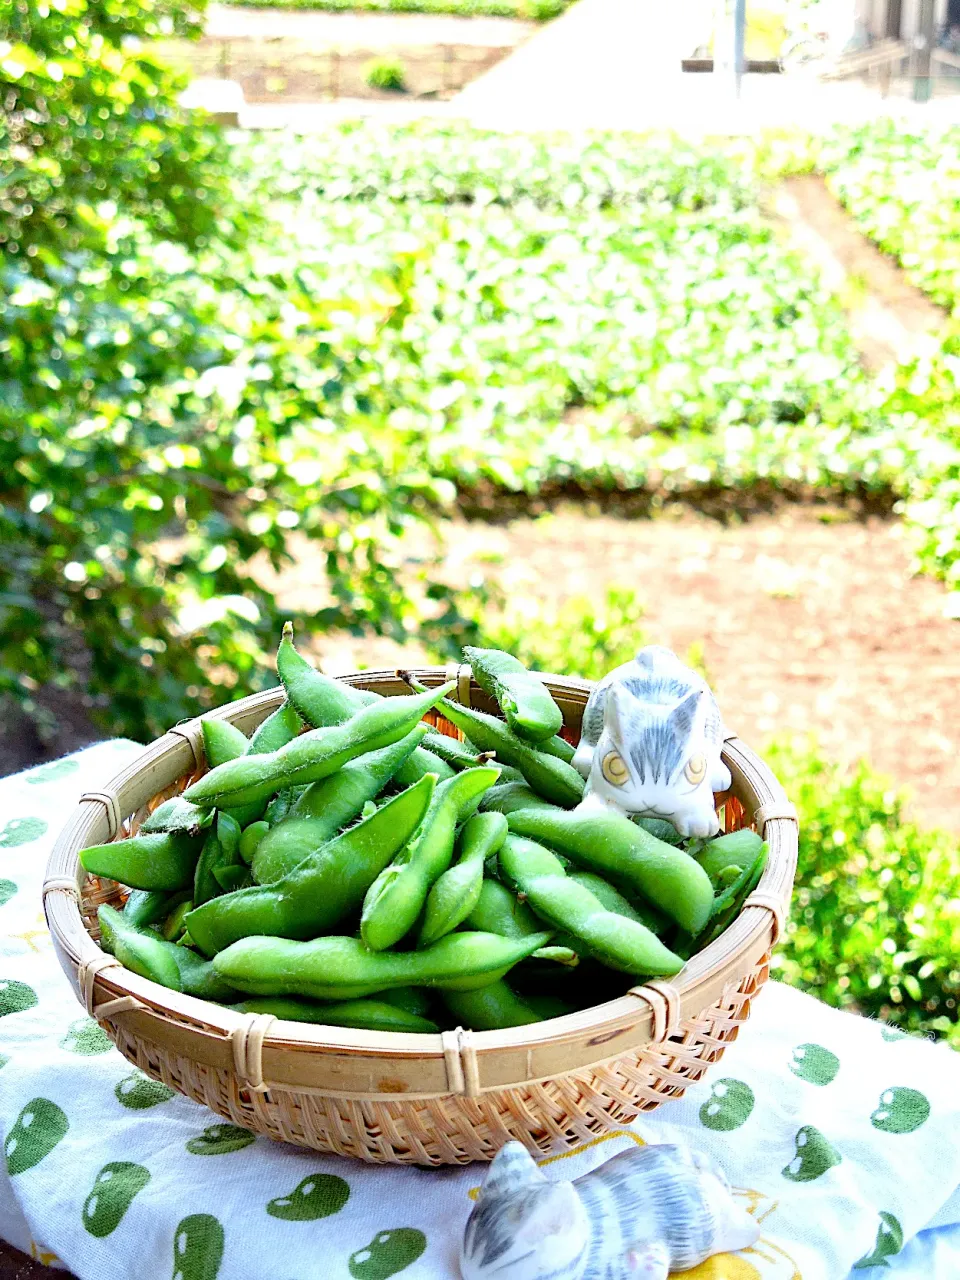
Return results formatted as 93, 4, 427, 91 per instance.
44, 667, 798, 1165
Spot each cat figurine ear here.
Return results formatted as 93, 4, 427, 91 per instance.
574, 646, 731, 838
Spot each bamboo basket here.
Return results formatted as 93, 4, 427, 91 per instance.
44, 666, 798, 1166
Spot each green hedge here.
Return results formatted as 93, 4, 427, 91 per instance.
224, 0, 568, 19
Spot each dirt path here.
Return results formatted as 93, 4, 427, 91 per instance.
770, 174, 945, 370
286, 507, 960, 829
205, 4, 534, 47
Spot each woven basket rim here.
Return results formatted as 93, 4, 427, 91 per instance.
44, 666, 797, 1100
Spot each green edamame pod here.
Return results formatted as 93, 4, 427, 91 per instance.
635, 816, 685, 846
443, 980, 542, 1030
185, 775, 436, 956
535, 734, 576, 764
184, 682, 455, 809
123, 889, 184, 930
81, 831, 202, 892
500, 835, 683, 977
236, 996, 439, 1034
140, 796, 212, 838
214, 929, 554, 1002
161, 898, 193, 941
247, 700, 302, 755
391, 746, 456, 788
82, 1161, 151, 1237
567, 871, 667, 935
418, 811, 507, 948
465, 878, 543, 939
479, 781, 559, 816
193, 826, 236, 908
463, 646, 563, 743
99, 905, 238, 1001
251, 726, 428, 884
402, 673, 583, 807
679, 843, 769, 958
201, 717, 248, 767
694, 829, 765, 888
360, 766, 500, 952
421, 731, 491, 770
173, 1214, 224, 1280
99, 904, 183, 991
212, 865, 251, 893
238, 821, 270, 865
264, 787, 306, 825
200, 718, 264, 828
379, 986, 432, 1017
278, 621, 380, 725
506, 808, 714, 935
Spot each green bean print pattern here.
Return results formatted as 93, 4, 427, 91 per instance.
27, 758, 79, 783
0, 979, 38, 1017
186, 1124, 255, 1155
83, 1162, 151, 1237
348, 1228, 427, 1280
880, 1025, 908, 1043
0, 817, 47, 846
0, 879, 17, 907
173, 1214, 224, 1280
871, 1087, 930, 1134
5, 1098, 69, 1175
853, 1212, 904, 1270
782, 1125, 842, 1182
699, 1079, 755, 1131
60, 1018, 113, 1055
789, 1043, 840, 1086
266, 1173, 350, 1221
115, 1071, 176, 1110
0, 1053, 8, 1070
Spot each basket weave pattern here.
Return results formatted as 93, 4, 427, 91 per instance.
45, 669, 797, 1165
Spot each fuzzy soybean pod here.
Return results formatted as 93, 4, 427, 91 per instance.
277, 623, 450, 786
499, 835, 684, 977
235, 996, 439, 1035
567, 871, 668, 936
465, 878, 544, 939
184, 682, 455, 809
238, 821, 270, 865
200, 719, 269, 829
479, 781, 559, 816
694, 828, 765, 888
140, 796, 212, 838
185, 775, 436, 956
122, 889, 183, 930
193, 813, 242, 908
80, 831, 202, 892
506, 807, 715, 935
98, 905, 238, 1001
418, 812, 508, 948
463, 646, 563, 743
212, 930, 554, 1002
247, 700, 302, 754
250, 726, 429, 885
442, 981, 543, 1030
403, 674, 583, 807
360, 766, 500, 952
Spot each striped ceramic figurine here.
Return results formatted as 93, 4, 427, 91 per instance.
460, 1140, 759, 1280
571, 645, 731, 838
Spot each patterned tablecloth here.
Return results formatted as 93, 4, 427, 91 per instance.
1, 740, 960, 1280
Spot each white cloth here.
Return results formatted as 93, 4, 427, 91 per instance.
1, 740, 959, 1280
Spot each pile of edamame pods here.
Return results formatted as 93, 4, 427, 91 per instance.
81, 627, 768, 1034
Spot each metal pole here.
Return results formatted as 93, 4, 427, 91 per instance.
913, 0, 935, 101
733, 0, 746, 96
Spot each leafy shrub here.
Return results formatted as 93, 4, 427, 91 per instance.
226, 0, 568, 18
469, 584, 648, 681
0, 5, 477, 747
364, 58, 407, 93
769, 740, 960, 1046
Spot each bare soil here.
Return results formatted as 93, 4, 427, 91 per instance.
279, 506, 960, 830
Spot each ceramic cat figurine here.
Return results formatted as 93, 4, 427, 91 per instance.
571, 645, 730, 838
460, 1140, 759, 1280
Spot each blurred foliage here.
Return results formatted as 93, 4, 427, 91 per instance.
769, 740, 960, 1048
226, 0, 568, 18
470, 582, 648, 682
363, 57, 407, 92
0, 8, 477, 745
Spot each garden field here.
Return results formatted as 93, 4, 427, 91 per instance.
7, 0, 960, 1044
